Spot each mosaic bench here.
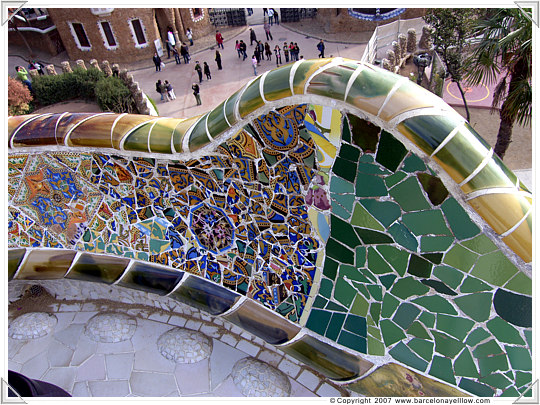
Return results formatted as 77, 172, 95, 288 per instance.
8, 58, 532, 397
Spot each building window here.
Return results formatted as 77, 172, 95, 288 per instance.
190, 8, 205, 22
129, 18, 147, 47
69, 22, 91, 50
98, 21, 117, 49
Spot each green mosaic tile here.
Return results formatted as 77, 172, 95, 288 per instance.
376, 246, 409, 277
421, 253, 443, 264
412, 296, 458, 315
389, 177, 431, 212
337, 330, 367, 353
433, 265, 464, 289
367, 284, 383, 301
333, 157, 357, 183
454, 348, 480, 377
473, 340, 508, 375
460, 276, 492, 293
381, 293, 400, 318
392, 303, 420, 329
375, 131, 408, 172
420, 279, 457, 296
319, 278, 334, 298
326, 312, 346, 341
326, 238, 355, 264
339, 265, 371, 283
332, 200, 352, 220
436, 314, 474, 341
350, 294, 369, 317
442, 244, 478, 272
408, 321, 432, 340
356, 247, 367, 267
353, 282, 372, 300
465, 327, 492, 347
359, 154, 375, 163
504, 272, 532, 296
334, 277, 357, 307
385, 171, 407, 188
355, 228, 394, 244
355, 174, 388, 197
524, 330, 532, 349
515, 371, 532, 388
323, 258, 339, 280
470, 251, 518, 287
351, 203, 384, 231
429, 356, 456, 385
344, 314, 367, 337
368, 337, 385, 355
389, 342, 428, 372
306, 309, 331, 335
342, 116, 352, 143
325, 301, 349, 312
348, 114, 380, 153
367, 247, 393, 275
440, 198, 480, 240
391, 277, 429, 300
332, 192, 355, 212
357, 161, 391, 175
408, 338, 434, 361
461, 234, 498, 254
432, 330, 465, 358
418, 312, 435, 328
402, 154, 426, 172
379, 274, 397, 290
388, 222, 418, 252
330, 176, 355, 194
313, 296, 328, 308
486, 317, 526, 345
368, 325, 381, 339
402, 210, 452, 236
331, 215, 361, 249
504, 370, 515, 380
417, 173, 449, 206
505, 346, 532, 371
339, 143, 361, 162
454, 292, 493, 322
493, 288, 531, 328
420, 236, 454, 253
369, 302, 382, 325
480, 373, 512, 390
501, 386, 521, 397
458, 379, 494, 397
407, 254, 433, 278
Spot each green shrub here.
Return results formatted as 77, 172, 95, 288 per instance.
95, 76, 136, 113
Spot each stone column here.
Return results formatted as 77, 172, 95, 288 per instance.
392, 41, 401, 65
61, 61, 72, 73
398, 33, 407, 58
419, 26, 434, 50
89, 59, 101, 71
386, 49, 396, 69
101, 61, 113, 76
407, 28, 417, 54
75, 60, 87, 70
382, 59, 392, 71
46, 64, 58, 75
28, 69, 39, 78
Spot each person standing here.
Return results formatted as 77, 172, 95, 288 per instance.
194, 61, 203, 83
273, 8, 279, 25
250, 28, 257, 46
257, 41, 264, 63
254, 44, 261, 64
203, 62, 212, 80
283, 42, 289, 63
235, 40, 242, 58
294, 43, 300, 61
252, 55, 258, 76
180, 43, 190, 63
165, 80, 176, 100
268, 8, 274, 25
289, 43, 296, 61
215, 50, 222, 70
156, 79, 164, 101
215, 30, 224, 49
160, 80, 170, 102
172, 46, 181, 64
264, 20, 273, 41
153, 52, 162, 71
186, 28, 193, 46
28, 60, 44, 75
317, 39, 325, 58
17, 66, 33, 92
192, 83, 201, 105
264, 42, 272, 61
274, 45, 282, 67
240, 40, 248, 60
166, 27, 176, 58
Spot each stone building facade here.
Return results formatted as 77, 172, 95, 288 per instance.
46, 8, 214, 63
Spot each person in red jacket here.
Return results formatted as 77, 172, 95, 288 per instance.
215, 30, 224, 49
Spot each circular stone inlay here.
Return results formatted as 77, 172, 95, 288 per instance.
9, 312, 57, 340
85, 312, 137, 343
157, 328, 212, 363
231, 357, 291, 397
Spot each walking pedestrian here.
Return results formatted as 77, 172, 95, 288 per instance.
274, 45, 282, 67
152, 52, 162, 71
235, 40, 242, 58
240, 40, 248, 60
264, 20, 273, 41
252, 55, 258, 76
28, 60, 44, 75
160, 80, 170, 102
215, 50, 222, 70
289, 43, 295, 61
192, 83, 201, 105
263, 8, 268, 15
215, 30, 224, 49
172, 46, 181, 64
254, 46, 261, 64
166, 27, 176, 58
273, 8, 280, 25
165, 80, 176, 100
180, 43, 190, 63
194, 61, 203, 83
203, 62, 211, 80
186, 28, 193, 46
250, 28, 257, 46
283, 42, 289, 63
268, 8, 274, 25
257, 41, 264, 63
317, 39, 325, 58
264, 42, 272, 61
156, 79, 164, 101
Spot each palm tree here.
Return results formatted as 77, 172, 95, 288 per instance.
465, 8, 532, 159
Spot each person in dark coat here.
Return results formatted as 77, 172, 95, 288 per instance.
249, 28, 257, 46
180, 43, 190, 64
194, 61, 203, 83
257, 41, 264, 63
240, 40, 248, 60
317, 39, 325, 58
203, 62, 211, 80
215, 50, 222, 70
283, 42, 289, 63
192, 83, 201, 105
172, 46, 181, 64
153, 52, 162, 71
264, 42, 272, 61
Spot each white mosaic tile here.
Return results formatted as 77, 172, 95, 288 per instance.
54, 312, 77, 330
47, 340, 74, 367
289, 376, 318, 397
257, 349, 283, 367
212, 375, 245, 397
129, 371, 178, 397
72, 381, 90, 397
220, 333, 239, 347
105, 353, 134, 379
42, 366, 77, 393
157, 328, 213, 364
8, 360, 23, 373
297, 369, 321, 391
148, 312, 170, 323
54, 324, 85, 350
185, 319, 203, 331
8, 338, 25, 357
11, 335, 54, 363
317, 382, 343, 397
199, 324, 221, 338
70, 337, 98, 366
209, 339, 248, 390
130, 318, 171, 352
75, 354, 106, 382
168, 315, 187, 327
85, 313, 137, 343
73, 311, 99, 324
9, 312, 57, 340
174, 358, 210, 395
235, 339, 260, 357
95, 339, 134, 354
278, 358, 301, 379
21, 351, 49, 380
59, 303, 82, 312
133, 347, 175, 373
88, 380, 130, 397
231, 357, 291, 397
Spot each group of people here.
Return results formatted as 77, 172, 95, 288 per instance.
262, 8, 280, 25
155, 79, 176, 102
153, 26, 194, 72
